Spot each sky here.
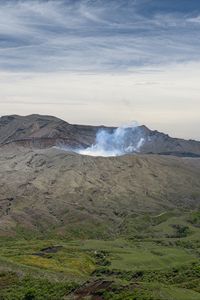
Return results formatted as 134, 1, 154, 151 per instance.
0, 0, 200, 140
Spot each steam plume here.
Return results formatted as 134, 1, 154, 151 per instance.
76, 122, 145, 157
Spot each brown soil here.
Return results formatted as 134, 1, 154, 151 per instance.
74, 280, 113, 299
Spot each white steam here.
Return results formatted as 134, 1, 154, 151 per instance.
76, 122, 145, 157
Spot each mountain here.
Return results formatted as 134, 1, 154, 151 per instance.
0, 114, 200, 238
0, 114, 200, 157
1, 114, 200, 300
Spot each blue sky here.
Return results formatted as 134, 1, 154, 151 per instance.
0, 0, 200, 139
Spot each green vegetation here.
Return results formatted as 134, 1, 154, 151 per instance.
189, 211, 200, 227
0, 273, 78, 300
0, 209, 200, 299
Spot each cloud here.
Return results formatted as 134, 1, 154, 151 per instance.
0, 0, 200, 72
187, 15, 200, 24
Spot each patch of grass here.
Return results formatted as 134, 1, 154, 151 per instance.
103, 282, 200, 300
0, 239, 96, 280
79, 239, 197, 271
0, 274, 78, 300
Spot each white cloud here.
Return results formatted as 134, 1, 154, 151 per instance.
187, 15, 200, 24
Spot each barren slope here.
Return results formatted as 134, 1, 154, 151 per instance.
0, 145, 200, 238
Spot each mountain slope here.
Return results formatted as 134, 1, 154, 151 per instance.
0, 145, 200, 237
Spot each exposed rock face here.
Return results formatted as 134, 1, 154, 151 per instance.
0, 114, 199, 157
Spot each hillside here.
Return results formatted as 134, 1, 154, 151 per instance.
0, 114, 200, 156
0, 145, 200, 238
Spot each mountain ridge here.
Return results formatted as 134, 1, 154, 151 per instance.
0, 114, 200, 157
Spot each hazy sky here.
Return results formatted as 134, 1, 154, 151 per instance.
0, 0, 200, 140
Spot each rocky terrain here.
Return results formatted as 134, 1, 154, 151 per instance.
0, 144, 200, 238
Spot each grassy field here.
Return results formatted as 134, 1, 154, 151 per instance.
0, 210, 200, 299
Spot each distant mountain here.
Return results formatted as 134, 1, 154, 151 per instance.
0, 114, 200, 157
